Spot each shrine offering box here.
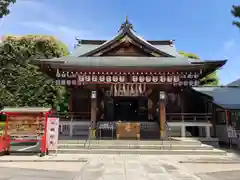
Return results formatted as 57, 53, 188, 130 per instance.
116, 122, 140, 140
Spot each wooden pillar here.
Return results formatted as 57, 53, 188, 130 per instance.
91, 90, 97, 129
225, 110, 230, 125
68, 88, 72, 112
159, 91, 166, 139
212, 103, 217, 137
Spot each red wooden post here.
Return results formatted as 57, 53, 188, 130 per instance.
41, 112, 50, 156
225, 110, 230, 125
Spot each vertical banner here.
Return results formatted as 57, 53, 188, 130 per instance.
47, 118, 59, 151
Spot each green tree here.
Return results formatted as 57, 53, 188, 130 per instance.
232, 5, 240, 28
179, 51, 219, 86
0, 35, 69, 111
0, 0, 16, 18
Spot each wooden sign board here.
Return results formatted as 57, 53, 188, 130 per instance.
7, 116, 44, 138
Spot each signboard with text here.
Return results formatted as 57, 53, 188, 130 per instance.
47, 117, 59, 151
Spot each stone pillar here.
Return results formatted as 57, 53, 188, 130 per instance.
69, 123, 73, 137
205, 126, 211, 138
91, 90, 97, 129
181, 125, 186, 137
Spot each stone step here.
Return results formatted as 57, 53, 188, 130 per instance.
58, 143, 213, 150
58, 140, 202, 145
56, 148, 226, 155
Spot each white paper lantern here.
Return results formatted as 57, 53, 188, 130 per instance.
62, 72, 66, 78
85, 75, 91, 81
132, 76, 138, 82
61, 80, 66, 85
106, 76, 112, 82
152, 76, 158, 82
145, 76, 151, 82
173, 76, 180, 82
78, 75, 84, 82
92, 75, 98, 82
56, 69, 60, 78
119, 76, 125, 82
99, 76, 105, 82
67, 80, 71, 85
112, 76, 118, 82
188, 74, 193, 78
167, 76, 173, 82
160, 76, 166, 82
139, 76, 145, 82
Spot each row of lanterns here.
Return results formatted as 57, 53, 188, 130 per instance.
56, 69, 200, 79
78, 75, 126, 83
55, 79, 200, 86
77, 75, 198, 83
132, 75, 180, 83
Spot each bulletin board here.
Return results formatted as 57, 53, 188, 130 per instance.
0, 107, 53, 156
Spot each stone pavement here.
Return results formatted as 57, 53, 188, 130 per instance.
0, 166, 78, 180
1, 154, 240, 179
197, 170, 240, 180
0, 155, 200, 180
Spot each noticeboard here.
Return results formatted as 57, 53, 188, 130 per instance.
47, 117, 59, 151
7, 115, 45, 139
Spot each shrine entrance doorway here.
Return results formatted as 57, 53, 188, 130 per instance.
114, 97, 139, 121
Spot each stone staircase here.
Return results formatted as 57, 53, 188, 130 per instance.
56, 139, 227, 155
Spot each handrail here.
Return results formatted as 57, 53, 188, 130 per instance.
51, 112, 90, 121
84, 127, 92, 149
165, 121, 172, 149
166, 113, 212, 122
165, 122, 172, 140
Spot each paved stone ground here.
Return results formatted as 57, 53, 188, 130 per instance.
197, 170, 240, 180
0, 167, 77, 180
1, 154, 240, 180
0, 155, 200, 180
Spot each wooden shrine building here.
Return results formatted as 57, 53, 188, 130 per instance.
36, 18, 228, 140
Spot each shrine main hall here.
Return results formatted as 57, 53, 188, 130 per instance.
37, 18, 240, 141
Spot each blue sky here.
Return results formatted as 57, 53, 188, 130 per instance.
0, 0, 239, 84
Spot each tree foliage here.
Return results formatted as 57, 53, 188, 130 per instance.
179, 51, 219, 86
232, 5, 240, 28
0, 0, 16, 18
0, 35, 69, 111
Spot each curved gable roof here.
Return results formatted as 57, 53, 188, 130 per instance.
78, 19, 175, 57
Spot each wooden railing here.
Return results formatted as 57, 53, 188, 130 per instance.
50, 112, 90, 121
166, 113, 212, 122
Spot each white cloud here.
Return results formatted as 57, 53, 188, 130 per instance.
21, 21, 97, 49
223, 40, 235, 51
3, 0, 109, 49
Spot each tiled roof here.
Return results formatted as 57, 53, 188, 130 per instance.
71, 42, 180, 57
227, 78, 240, 86
0, 107, 52, 113
38, 56, 198, 68
193, 87, 240, 110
